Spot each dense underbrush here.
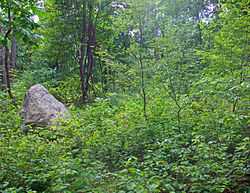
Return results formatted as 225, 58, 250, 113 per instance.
0, 70, 249, 193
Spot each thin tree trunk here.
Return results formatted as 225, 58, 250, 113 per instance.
3, 3, 13, 99
84, 23, 96, 100
0, 25, 5, 89
79, 2, 87, 102
138, 19, 147, 120
4, 46, 13, 99
0, 47, 6, 88
10, 36, 17, 68
139, 53, 147, 120
82, 2, 96, 102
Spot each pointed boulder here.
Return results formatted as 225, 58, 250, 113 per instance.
21, 84, 70, 126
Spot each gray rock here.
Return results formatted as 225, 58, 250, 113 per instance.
21, 84, 70, 126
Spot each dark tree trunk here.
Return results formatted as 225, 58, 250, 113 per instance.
3, 3, 13, 99
79, 2, 87, 102
78, 2, 96, 103
139, 53, 147, 120
0, 25, 4, 89
4, 46, 13, 99
83, 22, 96, 101
81, 2, 96, 103
138, 19, 147, 120
10, 36, 17, 68
0, 47, 5, 89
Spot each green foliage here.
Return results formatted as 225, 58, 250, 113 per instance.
0, 85, 249, 192
0, 0, 39, 43
0, 0, 249, 193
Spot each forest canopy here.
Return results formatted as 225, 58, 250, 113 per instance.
0, 0, 249, 193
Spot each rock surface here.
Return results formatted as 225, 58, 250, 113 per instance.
21, 84, 70, 126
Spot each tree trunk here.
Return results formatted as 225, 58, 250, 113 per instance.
83, 22, 96, 101
0, 25, 5, 89
3, 3, 13, 99
0, 47, 6, 89
79, 2, 87, 102
4, 45, 13, 99
10, 36, 17, 68
138, 19, 147, 120
139, 53, 147, 120
81, 2, 96, 102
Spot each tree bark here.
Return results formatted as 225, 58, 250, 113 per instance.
138, 19, 147, 120
4, 46, 13, 99
79, 2, 87, 102
81, 2, 96, 102
0, 47, 6, 89
3, 3, 13, 99
10, 36, 17, 68
83, 22, 96, 101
